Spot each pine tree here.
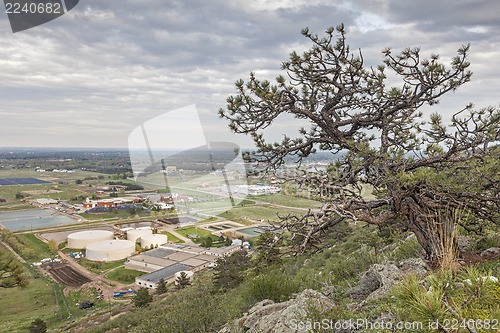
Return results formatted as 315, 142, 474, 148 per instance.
156, 278, 167, 294
220, 25, 500, 261
213, 250, 250, 291
133, 287, 152, 307
175, 272, 191, 290
0, 250, 28, 288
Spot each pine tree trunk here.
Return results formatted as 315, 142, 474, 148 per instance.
407, 210, 458, 262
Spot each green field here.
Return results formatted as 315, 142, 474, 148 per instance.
0, 277, 61, 332
0, 169, 112, 205
78, 259, 125, 274
0, 246, 62, 332
105, 267, 147, 284
15, 233, 53, 261
176, 226, 213, 239
66, 288, 107, 316
219, 205, 294, 223
187, 198, 255, 210
253, 194, 322, 208
160, 231, 185, 243
77, 211, 148, 220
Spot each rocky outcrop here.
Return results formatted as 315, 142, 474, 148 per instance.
220, 259, 431, 333
481, 247, 500, 257
348, 259, 429, 300
399, 258, 430, 276
219, 289, 334, 333
347, 262, 402, 300
457, 236, 475, 254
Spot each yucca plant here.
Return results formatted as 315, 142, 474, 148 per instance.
393, 267, 500, 332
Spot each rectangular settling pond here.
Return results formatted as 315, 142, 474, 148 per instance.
237, 227, 266, 237
0, 209, 79, 231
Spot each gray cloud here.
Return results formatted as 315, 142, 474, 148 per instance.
0, 0, 498, 148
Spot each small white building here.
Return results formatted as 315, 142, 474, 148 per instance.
232, 185, 281, 196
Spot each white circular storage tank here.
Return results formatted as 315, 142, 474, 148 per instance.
127, 229, 152, 243
85, 240, 136, 261
67, 230, 114, 249
140, 234, 168, 248
174, 270, 194, 285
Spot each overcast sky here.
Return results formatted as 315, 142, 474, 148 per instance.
0, 0, 499, 149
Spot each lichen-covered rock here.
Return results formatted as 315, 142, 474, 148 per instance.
219, 289, 334, 333
347, 262, 403, 300
481, 247, 500, 257
457, 236, 474, 254
399, 258, 429, 276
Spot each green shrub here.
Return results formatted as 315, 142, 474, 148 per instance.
475, 234, 500, 252
386, 235, 423, 263
243, 269, 301, 303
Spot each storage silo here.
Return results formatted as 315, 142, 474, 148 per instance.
85, 240, 136, 261
67, 230, 114, 249
127, 229, 152, 243
140, 234, 168, 248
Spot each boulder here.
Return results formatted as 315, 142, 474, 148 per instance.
347, 262, 403, 300
481, 247, 500, 257
399, 258, 430, 276
457, 236, 474, 254
219, 289, 334, 333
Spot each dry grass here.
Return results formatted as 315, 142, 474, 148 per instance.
427, 207, 466, 270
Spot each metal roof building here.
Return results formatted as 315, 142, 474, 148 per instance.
136, 263, 193, 289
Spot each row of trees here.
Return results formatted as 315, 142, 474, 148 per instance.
220, 24, 499, 262
0, 249, 27, 288
0, 230, 37, 259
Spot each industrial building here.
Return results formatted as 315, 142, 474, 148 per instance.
128, 244, 240, 289
232, 184, 280, 196
82, 196, 145, 209
67, 230, 114, 249
85, 240, 136, 261
136, 263, 193, 289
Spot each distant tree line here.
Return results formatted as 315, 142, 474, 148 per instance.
0, 150, 133, 174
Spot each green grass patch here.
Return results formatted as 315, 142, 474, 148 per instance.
15, 233, 52, 261
176, 226, 213, 239
219, 205, 291, 223
253, 193, 322, 208
198, 216, 218, 223
78, 259, 125, 274
0, 277, 61, 332
77, 211, 148, 220
160, 231, 185, 243
62, 247, 84, 253
105, 267, 147, 284
237, 199, 255, 206
186, 200, 238, 210
0, 252, 65, 332
0, 203, 36, 211
66, 288, 107, 316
